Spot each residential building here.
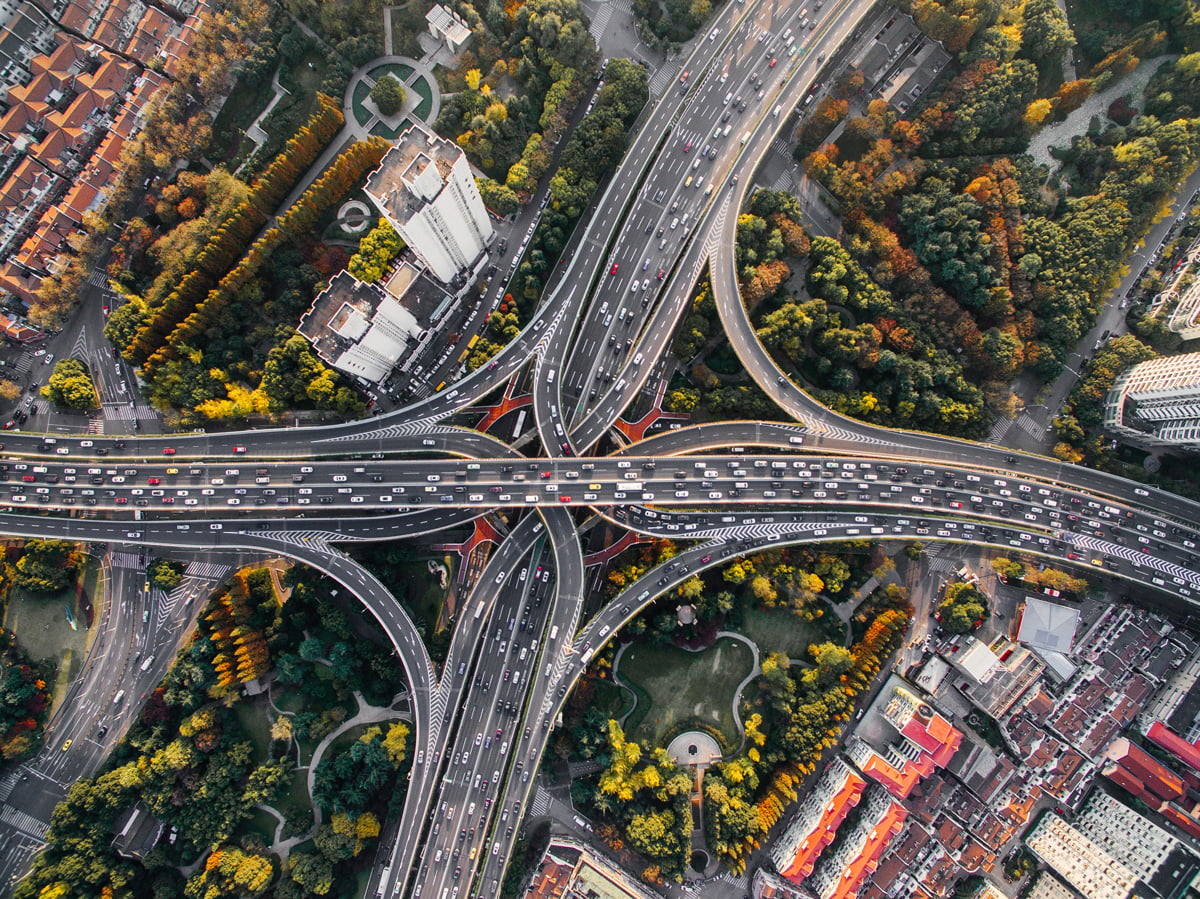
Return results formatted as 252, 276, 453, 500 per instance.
364, 121, 493, 284
1104, 352, 1200, 449
1026, 812, 1140, 899
947, 635, 1045, 719
809, 788, 908, 899
770, 757, 867, 883
298, 270, 421, 384
0, 1, 58, 87
845, 685, 962, 800
1075, 791, 1200, 898
525, 839, 663, 899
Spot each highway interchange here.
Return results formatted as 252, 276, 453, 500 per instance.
2, 0, 1200, 896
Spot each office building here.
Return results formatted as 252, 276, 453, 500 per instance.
364, 121, 493, 284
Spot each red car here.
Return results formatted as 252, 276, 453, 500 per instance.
609, 264, 619, 275
162, 448, 175, 455
769, 57, 777, 67
147, 477, 160, 485
657, 269, 665, 280
233, 445, 246, 454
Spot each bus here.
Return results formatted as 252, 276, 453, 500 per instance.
474, 601, 485, 619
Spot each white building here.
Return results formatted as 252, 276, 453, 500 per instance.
425, 4, 471, 54
1026, 812, 1139, 899
364, 122, 493, 284
298, 270, 420, 384
1104, 352, 1200, 449
1027, 792, 1200, 899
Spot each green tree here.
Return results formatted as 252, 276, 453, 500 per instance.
938, 582, 988, 634
370, 76, 406, 116
14, 540, 78, 594
147, 559, 185, 591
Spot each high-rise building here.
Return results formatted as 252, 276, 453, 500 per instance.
1027, 791, 1200, 899
1104, 353, 1200, 448
364, 122, 493, 284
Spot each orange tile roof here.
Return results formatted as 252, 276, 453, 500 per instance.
780, 771, 868, 883
827, 802, 908, 899
0, 262, 42, 304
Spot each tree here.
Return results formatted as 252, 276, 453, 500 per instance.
1021, 0, 1075, 64
938, 582, 988, 633
14, 540, 78, 594
41, 358, 96, 410
370, 76, 406, 116
147, 559, 185, 591
0, 380, 21, 402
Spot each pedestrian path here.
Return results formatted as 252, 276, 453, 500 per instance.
0, 770, 18, 804
987, 416, 1012, 443
529, 786, 552, 817
0, 805, 47, 840
648, 65, 675, 97
86, 270, 108, 288
109, 551, 143, 569
186, 561, 230, 581
100, 404, 158, 422
588, 2, 613, 39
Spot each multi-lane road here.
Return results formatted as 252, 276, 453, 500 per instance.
3, 0, 1198, 895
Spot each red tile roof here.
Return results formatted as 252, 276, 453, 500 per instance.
1107, 738, 1184, 801
1148, 722, 1200, 775
827, 802, 908, 899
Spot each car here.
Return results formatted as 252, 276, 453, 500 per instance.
232, 445, 246, 454
43, 353, 54, 365
147, 477, 160, 485
769, 56, 778, 66
683, 140, 693, 152
60, 739, 71, 751
609, 263, 619, 275
162, 448, 175, 455
55, 447, 68, 455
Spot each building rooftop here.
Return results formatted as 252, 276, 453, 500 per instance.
364, 123, 460, 227
1018, 598, 1079, 655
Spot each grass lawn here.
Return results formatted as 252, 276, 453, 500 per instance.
352, 80, 374, 126
292, 49, 328, 95
234, 697, 274, 765
279, 768, 314, 834
410, 75, 434, 121
738, 606, 825, 660
371, 118, 412, 140
4, 556, 98, 708
210, 72, 279, 163
617, 637, 754, 748
367, 63, 415, 84
245, 807, 281, 846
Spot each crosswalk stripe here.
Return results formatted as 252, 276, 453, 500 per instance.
109, 551, 143, 569
0, 805, 48, 839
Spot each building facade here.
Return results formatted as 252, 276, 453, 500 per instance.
1104, 353, 1200, 449
364, 121, 493, 284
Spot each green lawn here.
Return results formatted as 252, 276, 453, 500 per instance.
4, 556, 98, 709
245, 807, 281, 846
738, 606, 825, 660
371, 118, 411, 140
367, 63, 415, 83
233, 697, 274, 765
210, 72, 279, 163
410, 75, 434, 121
617, 637, 754, 748
352, 80, 374, 126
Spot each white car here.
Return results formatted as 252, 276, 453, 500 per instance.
55, 447, 68, 455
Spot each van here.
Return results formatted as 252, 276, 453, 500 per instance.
549, 625, 560, 640
113, 690, 125, 705
741, 130, 751, 144
772, 104, 782, 117
140, 655, 155, 672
